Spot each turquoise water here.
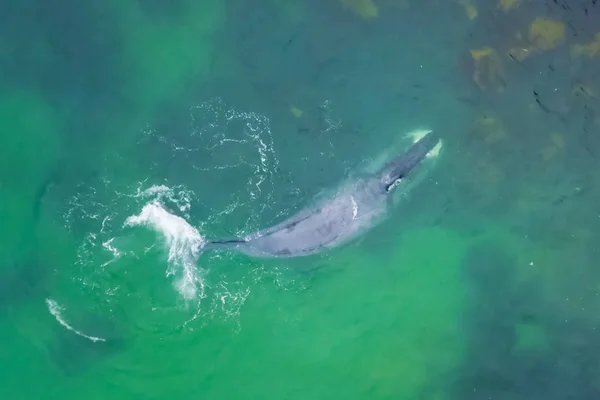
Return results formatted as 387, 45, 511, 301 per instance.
2, 0, 600, 398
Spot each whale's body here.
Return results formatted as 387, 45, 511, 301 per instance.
209, 130, 441, 258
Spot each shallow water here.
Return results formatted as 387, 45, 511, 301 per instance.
2, 0, 600, 399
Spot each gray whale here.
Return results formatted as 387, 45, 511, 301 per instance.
208, 130, 441, 258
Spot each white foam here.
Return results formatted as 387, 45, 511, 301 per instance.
125, 199, 206, 301
46, 298, 106, 343
100, 238, 121, 267
133, 184, 193, 215
136, 184, 171, 198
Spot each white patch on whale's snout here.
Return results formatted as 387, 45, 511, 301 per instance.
427, 140, 443, 158
405, 128, 443, 159
407, 129, 433, 143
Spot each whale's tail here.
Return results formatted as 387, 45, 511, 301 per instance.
378, 130, 441, 192
203, 239, 248, 253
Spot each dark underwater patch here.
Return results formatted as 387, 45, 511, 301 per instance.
454, 242, 600, 399
0, 260, 47, 312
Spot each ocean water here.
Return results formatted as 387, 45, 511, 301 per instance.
2, 0, 600, 399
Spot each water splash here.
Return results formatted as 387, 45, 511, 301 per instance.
57, 97, 300, 328
125, 187, 206, 301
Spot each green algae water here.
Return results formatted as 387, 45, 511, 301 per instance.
3, 1, 600, 399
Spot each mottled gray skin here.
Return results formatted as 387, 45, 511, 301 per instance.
209, 131, 440, 258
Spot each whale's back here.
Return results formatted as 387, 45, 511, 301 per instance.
210, 130, 442, 258
241, 179, 386, 257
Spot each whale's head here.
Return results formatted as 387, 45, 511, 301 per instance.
379, 130, 442, 193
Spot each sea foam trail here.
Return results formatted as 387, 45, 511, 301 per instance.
46, 299, 106, 343
125, 194, 206, 301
